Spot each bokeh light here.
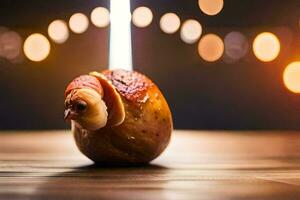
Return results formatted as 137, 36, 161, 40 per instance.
23, 33, 50, 62
0, 27, 8, 58
91, 7, 110, 28
180, 19, 202, 44
283, 62, 300, 93
160, 13, 181, 34
48, 20, 69, 44
0, 31, 22, 61
132, 6, 153, 28
253, 32, 280, 62
224, 31, 248, 61
198, 0, 224, 16
198, 33, 224, 62
69, 13, 89, 34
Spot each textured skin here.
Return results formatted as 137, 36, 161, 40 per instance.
102, 70, 154, 103
72, 70, 173, 164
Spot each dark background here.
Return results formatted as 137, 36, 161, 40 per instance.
1, 0, 300, 130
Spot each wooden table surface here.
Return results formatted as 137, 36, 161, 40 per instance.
0, 130, 300, 200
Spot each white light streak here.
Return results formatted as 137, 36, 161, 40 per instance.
109, 0, 132, 71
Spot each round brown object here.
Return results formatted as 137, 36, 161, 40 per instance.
69, 70, 173, 165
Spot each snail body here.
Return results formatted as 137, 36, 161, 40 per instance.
64, 70, 173, 165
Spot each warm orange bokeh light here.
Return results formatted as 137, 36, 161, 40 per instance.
283, 62, 300, 93
23, 33, 50, 62
132, 7, 153, 28
69, 13, 89, 34
91, 7, 110, 28
180, 19, 202, 44
48, 20, 69, 44
198, 0, 224, 16
160, 13, 181, 34
198, 34, 224, 62
253, 32, 280, 62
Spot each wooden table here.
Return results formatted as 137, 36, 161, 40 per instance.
0, 130, 300, 200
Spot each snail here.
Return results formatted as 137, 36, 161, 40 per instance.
64, 69, 173, 165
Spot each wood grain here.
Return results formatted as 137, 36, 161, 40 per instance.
0, 130, 300, 200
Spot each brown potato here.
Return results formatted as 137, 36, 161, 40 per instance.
65, 70, 173, 165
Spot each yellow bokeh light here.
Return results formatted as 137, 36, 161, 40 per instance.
69, 13, 89, 34
132, 6, 153, 28
198, 0, 224, 16
253, 32, 280, 62
198, 33, 224, 62
48, 20, 69, 44
91, 7, 110, 28
160, 13, 181, 34
283, 62, 300, 93
23, 33, 50, 62
180, 19, 202, 44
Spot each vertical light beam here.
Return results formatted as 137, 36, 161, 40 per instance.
109, 0, 133, 71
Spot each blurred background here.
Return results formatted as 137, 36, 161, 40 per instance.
0, 0, 300, 130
